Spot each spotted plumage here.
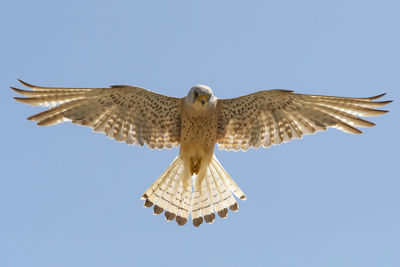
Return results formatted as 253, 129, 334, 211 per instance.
13, 80, 182, 149
12, 80, 391, 227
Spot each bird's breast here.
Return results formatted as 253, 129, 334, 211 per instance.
179, 107, 218, 157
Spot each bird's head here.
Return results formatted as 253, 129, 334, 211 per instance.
186, 84, 216, 111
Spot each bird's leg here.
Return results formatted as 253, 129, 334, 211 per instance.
190, 158, 195, 175
194, 159, 201, 174
190, 157, 202, 175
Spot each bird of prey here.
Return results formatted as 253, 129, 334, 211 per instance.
12, 80, 391, 227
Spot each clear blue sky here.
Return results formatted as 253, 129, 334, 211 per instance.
1, 1, 399, 266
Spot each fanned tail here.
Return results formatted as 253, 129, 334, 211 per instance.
141, 154, 246, 227
141, 156, 192, 226
191, 155, 246, 227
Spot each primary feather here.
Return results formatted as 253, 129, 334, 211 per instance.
13, 80, 182, 149
216, 90, 391, 151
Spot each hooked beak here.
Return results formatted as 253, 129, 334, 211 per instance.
198, 95, 207, 106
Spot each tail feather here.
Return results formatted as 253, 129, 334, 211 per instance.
211, 158, 247, 200
152, 163, 183, 215
176, 187, 192, 226
141, 156, 181, 206
206, 171, 226, 218
142, 155, 245, 227
209, 163, 238, 212
199, 177, 215, 224
164, 171, 183, 221
141, 156, 179, 201
170, 183, 184, 223
191, 189, 203, 226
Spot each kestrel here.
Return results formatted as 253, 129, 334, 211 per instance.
12, 80, 391, 227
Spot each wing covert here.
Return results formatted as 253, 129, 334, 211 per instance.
12, 80, 182, 149
216, 90, 391, 151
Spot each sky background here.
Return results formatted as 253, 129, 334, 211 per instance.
1, 1, 399, 266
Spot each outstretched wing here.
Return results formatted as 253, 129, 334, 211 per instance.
12, 80, 183, 149
216, 89, 391, 151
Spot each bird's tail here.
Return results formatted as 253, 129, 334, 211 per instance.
141, 155, 246, 227
141, 156, 192, 226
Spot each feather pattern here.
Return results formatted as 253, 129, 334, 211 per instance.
13, 80, 182, 149
216, 90, 392, 151
13, 80, 391, 227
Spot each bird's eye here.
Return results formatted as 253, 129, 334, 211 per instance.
194, 91, 198, 99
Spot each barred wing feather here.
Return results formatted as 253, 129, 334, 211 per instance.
12, 80, 182, 149
216, 90, 392, 151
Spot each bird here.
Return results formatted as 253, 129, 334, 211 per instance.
12, 80, 392, 227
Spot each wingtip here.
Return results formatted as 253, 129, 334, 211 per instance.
18, 79, 30, 87
26, 115, 36, 121
13, 96, 27, 103
17, 79, 41, 90
383, 100, 394, 105
11, 87, 35, 96
10, 87, 20, 93
369, 93, 386, 100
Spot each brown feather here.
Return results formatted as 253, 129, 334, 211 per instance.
217, 90, 391, 151
12, 80, 182, 149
